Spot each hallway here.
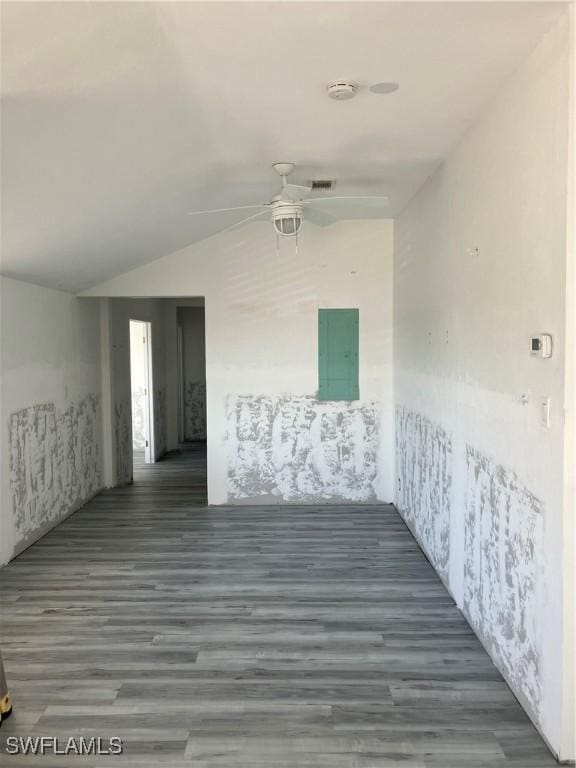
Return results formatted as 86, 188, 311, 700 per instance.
132, 443, 208, 506
0, 450, 556, 767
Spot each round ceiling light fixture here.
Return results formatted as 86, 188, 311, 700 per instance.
326, 81, 358, 100
369, 81, 399, 95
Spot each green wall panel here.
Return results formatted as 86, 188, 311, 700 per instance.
318, 308, 359, 401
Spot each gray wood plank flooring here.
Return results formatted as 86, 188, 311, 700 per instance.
0, 444, 557, 766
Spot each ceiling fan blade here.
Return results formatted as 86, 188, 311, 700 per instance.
301, 195, 389, 208
187, 204, 267, 216
210, 210, 269, 236
281, 183, 313, 202
303, 206, 338, 227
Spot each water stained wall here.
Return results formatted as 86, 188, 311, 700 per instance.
9, 394, 102, 552
154, 387, 167, 458
128, 386, 166, 458
464, 446, 544, 719
390, 17, 571, 753
226, 395, 380, 503
114, 398, 132, 485
184, 381, 206, 441
395, 407, 452, 579
131, 385, 146, 449
395, 405, 545, 722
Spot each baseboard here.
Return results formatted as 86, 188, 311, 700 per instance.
7, 486, 105, 566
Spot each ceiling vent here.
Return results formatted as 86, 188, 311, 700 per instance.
310, 180, 336, 191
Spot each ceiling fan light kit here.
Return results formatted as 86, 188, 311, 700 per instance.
271, 202, 303, 236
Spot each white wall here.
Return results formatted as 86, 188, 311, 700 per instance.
393, 13, 572, 759
83, 220, 395, 504
0, 277, 103, 565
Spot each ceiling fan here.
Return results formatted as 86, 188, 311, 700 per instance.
187, 163, 389, 248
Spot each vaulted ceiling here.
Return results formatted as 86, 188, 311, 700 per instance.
1, 1, 565, 291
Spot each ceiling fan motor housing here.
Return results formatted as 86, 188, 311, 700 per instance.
271, 201, 303, 236
272, 162, 296, 178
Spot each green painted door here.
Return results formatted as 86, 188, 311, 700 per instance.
318, 308, 359, 401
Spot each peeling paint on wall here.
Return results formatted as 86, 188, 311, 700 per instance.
114, 399, 132, 485
9, 395, 102, 550
184, 380, 206, 441
226, 395, 379, 503
130, 386, 166, 457
395, 407, 452, 578
131, 385, 146, 449
463, 446, 543, 718
154, 387, 167, 458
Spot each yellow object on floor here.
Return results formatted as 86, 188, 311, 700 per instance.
0, 650, 12, 724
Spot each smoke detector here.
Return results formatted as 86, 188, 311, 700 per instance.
327, 81, 358, 100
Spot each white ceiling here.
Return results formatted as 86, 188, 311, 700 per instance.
1, 1, 565, 292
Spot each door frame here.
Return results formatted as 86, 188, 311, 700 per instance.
130, 318, 155, 464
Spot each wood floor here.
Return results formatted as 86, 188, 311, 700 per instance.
0, 445, 557, 766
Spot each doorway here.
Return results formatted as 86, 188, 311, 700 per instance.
129, 319, 155, 466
